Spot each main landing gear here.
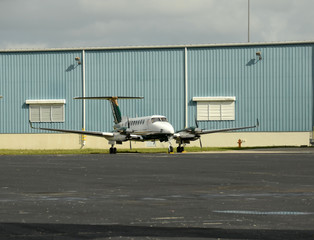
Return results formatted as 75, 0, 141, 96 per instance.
176, 140, 186, 153
177, 146, 185, 153
109, 147, 117, 154
109, 141, 117, 154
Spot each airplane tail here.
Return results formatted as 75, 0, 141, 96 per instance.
74, 96, 143, 124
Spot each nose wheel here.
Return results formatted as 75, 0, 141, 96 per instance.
168, 146, 174, 154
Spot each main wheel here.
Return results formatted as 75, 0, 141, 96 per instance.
177, 146, 182, 153
109, 147, 117, 154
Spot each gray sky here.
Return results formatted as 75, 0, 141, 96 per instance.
1, 0, 314, 49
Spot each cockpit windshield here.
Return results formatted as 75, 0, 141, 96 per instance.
151, 117, 168, 123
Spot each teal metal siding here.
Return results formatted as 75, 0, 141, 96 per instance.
0, 43, 313, 134
0, 51, 83, 133
188, 45, 313, 132
84, 49, 185, 131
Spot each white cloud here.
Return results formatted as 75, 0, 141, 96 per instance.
2, 42, 49, 50
251, 0, 314, 42
1, 0, 314, 49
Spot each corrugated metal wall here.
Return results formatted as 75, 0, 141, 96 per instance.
84, 49, 185, 131
0, 43, 313, 134
188, 45, 313, 132
0, 51, 83, 133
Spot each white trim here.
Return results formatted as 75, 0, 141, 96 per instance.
2, 40, 314, 53
193, 97, 236, 102
184, 47, 188, 128
82, 50, 86, 131
26, 99, 66, 105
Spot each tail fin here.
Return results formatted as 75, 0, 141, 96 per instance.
74, 96, 143, 124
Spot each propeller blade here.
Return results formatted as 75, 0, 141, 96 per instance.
130, 141, 132, 150
195, 116, 199, 128
199, 137, 203, 150
127, 117, 130, 128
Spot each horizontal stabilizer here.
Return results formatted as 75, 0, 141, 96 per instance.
74, 96, 144, 100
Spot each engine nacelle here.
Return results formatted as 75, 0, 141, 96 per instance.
112, 132, 128, 142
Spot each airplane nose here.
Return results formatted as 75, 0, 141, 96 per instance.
154, 122, 175, 135
163, 124, 174, 134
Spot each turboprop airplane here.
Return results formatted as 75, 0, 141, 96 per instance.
29, 96, 258, 153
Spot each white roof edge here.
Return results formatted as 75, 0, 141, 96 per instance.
193, 97, 236, 102
1, 40, 314, 53
26, 99, 66, 104
151, 115, 167, 118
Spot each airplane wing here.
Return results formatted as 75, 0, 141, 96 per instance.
200, 121, 259, 135
29, 121, 113, 138
175, 119, 259, 139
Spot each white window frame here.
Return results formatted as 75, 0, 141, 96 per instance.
193, 97, 236, 121
26, 99, 66, 123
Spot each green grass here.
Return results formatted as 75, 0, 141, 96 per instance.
0, 146, 310, 155
0, 147, 207, 155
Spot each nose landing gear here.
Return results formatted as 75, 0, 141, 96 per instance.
168, 145, 174, 154
167, 137, 174, 154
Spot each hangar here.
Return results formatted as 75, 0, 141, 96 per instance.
0, 41, 313, 149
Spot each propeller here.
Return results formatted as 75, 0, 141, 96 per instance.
127, 117, 132, 150
195, 116, 202, 150
195, 116, 199, 128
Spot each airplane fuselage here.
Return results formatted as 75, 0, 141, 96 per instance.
114, 115, 175, 142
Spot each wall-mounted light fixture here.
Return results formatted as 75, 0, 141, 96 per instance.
75, 57, 81, 65
256, 51, 262, 60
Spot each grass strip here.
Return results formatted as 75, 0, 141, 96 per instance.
0, 146, 309, 155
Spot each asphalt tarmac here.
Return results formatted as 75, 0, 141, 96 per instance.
0, 149, 314, 239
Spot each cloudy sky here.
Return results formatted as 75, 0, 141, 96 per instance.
1, 0, 313, 49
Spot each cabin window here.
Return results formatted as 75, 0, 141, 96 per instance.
151, 117, 168, 123
193, 97, 235, 121
152, 117, 168, 123
26, 99, 66, 123
151, 118, 159, 123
